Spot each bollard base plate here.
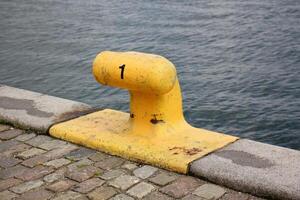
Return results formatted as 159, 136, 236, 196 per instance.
49, 109, 238, 173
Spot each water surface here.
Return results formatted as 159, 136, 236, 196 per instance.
1, 0, 299, 149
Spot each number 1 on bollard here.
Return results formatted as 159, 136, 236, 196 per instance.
119, 64, 125, 79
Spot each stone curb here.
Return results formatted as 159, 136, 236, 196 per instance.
189, 139, 300, 200
0, 85, 93, 133
1, 85, 299, 199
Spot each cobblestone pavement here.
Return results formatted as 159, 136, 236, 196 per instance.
0, 124, 266, 200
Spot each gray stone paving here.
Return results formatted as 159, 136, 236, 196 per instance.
127, 182, 155, 198
133, 166, 158, 179
45, 158, 71, 168
193, 184, 226, 199
190, 139, 300, 200
0, 85, 92, 133
0, 124, 266, 200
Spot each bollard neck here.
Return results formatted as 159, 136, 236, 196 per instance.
129, 78, 187, 134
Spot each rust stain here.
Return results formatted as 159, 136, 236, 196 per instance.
150, 118, 164, 124
150, 114, 164, 124
169, 146, 202, 156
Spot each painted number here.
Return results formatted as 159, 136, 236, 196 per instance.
119, 64, 125, 79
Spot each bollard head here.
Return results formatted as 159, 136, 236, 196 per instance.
93, 51, 177, 94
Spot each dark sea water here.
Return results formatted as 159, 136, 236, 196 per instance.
1, 0, 299, 149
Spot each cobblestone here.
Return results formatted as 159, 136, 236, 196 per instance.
100, 169, 125, 180
25, 135, 53, 146
0, 124, 10, 132
15, 165, 54, 181
44, 158, 71, 168
0, 129, 23, 140
0, 124, 266, 200
0, 140, 20, 152
17, 148, 46, 159
127, 182, 155, 198
66, 165, 101, 182
10, 179, 44, 194
95, 157, 125, 170
45, 144, 79, 159
182, 194, 206, 200
160, 176, 202, 198
0, 165, 29, 179
193, 183, 226, 199
14, 133, 36, 142
22, 154, 51, 167
133, 165, 158, 179
72, 178, 104, 193
2, 143, 31, 157
0, 178, 22, 191
121, 162, 138, 170
44, 171, 65, 183
149, 171, 177, 186
65, 147, 96, 161
111, 194, 134, 200
52, 191, 85, 200
0, 156, 22, 168
0, 190, 18, 200
143, 191, 174, 200
87, 186, 117, 200
25, 135, 52, 147
67, 158, 93, 170
39, 140, 67, 150
16, 188, 54, 200
47, 179, 76, 192
22, 144, 78, 168
109, 175, 140, 190
89, 152, 109, 162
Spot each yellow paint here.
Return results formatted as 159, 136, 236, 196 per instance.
50, 51, 238, 173
93, 51, 177, 94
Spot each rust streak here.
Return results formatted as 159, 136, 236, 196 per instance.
169, 146, 202, 156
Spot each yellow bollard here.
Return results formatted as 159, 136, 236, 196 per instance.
93, 51, 184, 134
50, 51, 238, 173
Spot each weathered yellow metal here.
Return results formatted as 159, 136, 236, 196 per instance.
93, 51, 177, 95
50, 51, 238, 173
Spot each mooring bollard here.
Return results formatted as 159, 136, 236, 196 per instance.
93, 51, 185, 134
50, 51, 237, 173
